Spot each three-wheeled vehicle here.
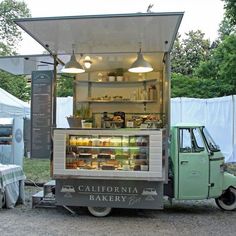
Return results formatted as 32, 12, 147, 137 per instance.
9, 12, 236, 216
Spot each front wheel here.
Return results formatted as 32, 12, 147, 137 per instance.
87, 206, 112, 217
215, 187, 236, 211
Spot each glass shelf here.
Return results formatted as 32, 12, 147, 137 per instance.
68, 145, 148, 149
78, 100, 156, 103
75, 78, 157, 84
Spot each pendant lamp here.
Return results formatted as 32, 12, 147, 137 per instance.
61, 50, 85, 74
83, 56, 92, 69
128, 47, 153, 73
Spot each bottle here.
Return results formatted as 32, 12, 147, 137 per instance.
101, 112, 110, 128
148, 85, 157, 100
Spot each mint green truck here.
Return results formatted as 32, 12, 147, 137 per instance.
169, 124, 236, 211
53, 124, 236, 217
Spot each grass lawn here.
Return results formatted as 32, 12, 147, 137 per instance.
226, 163, 236, 175
23, 157, 51, 183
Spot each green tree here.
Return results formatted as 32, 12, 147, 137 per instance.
223, 0, 236, 25
171, 73, 220, 98
57, 75, 74, 97
0, 70, 30, 101
171, 30, 211, 75
194, 34, 236, 96
170, 33, 185, 74
0, 0, 31, 101
0, 0, 31, 55
218, 15, 236, 40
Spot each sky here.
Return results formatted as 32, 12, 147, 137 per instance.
17, 0, 225, 54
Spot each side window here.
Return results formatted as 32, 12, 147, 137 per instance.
179, 128, 192, 153
192, 128, 205, 152
179, 128, 205, 153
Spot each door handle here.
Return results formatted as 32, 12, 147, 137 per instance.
180, 160, 189, 165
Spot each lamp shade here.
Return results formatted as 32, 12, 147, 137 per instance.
61, 52, 85, 73
83, 56, 92, 69
128, 53, 153, 73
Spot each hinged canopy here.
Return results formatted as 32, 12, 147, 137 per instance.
0, 12, 183, 74
15, 12, 183, 55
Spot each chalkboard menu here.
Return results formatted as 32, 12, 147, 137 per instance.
31, 70, 53, 159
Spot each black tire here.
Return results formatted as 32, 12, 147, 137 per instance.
1, 193, 6, 208
87, 206, 112, 217
215, 187, 236, 211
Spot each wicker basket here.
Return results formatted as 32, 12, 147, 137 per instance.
67, 117, 82, 128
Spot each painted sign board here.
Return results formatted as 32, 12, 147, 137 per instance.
56, 179, 163, 209
31, 70, 53, 159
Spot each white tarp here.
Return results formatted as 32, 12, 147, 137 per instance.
0, 88, 30, 118
56, 97, 73, 128
56, 95, 236, 163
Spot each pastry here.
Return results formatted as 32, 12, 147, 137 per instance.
97, 154, 111, 159
101, 165, 115, 170
107, 160, 119, 167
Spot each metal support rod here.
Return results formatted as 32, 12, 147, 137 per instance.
50, 55, 57, 177
73, 75, 76, 115
63, 205, 76, 215
52, 55, 57, 128
164, 52, 171, 184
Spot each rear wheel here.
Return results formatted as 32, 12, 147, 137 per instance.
87, 206, 112, 217
1, 192, 6, 208
215, 187, 236, 211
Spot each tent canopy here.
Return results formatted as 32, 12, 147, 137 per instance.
0, 54, 63, 75
0, 88, 30, 118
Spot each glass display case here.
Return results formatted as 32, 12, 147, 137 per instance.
66, 134, 149, 171
53, 129, 164, 180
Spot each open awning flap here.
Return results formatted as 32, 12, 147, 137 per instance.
0, 12, 183, 75
14, 12, 184, 55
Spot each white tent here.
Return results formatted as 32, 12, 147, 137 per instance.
0, 88, 30, 118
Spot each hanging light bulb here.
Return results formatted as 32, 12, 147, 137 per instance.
83, 56, 92, 69
128, 45, 153, 73
61, 50, 85, 74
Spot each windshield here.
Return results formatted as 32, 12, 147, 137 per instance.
202, 127, 220, 152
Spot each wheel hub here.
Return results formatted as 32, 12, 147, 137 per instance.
221, 190, 236, 206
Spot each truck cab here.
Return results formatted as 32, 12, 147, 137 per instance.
169, 124, 236, 210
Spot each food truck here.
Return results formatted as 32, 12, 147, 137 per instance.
12, 13, 236, 216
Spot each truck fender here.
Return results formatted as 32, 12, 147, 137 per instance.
223, 172, 236, 190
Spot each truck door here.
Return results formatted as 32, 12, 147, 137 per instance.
178, 128, 209, 199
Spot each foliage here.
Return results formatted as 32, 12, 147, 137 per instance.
194, 34, 236, 96
0, 0, 31, 55
23, 158, 50, 183
223, 0, 236, 26
0, 70, 30, 101
0, 0, 31, 101
171, 30, 211, 75
170, 33, 186, 74
218, 16, 236, 40
171, 73, 221, 98
57, 74, 74, 97
75, 105, 90, 119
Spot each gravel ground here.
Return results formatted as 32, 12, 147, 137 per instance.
0, 186, 236, 236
